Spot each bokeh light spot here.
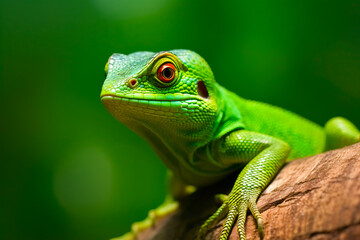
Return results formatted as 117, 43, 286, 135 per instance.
54, 147, 114, 218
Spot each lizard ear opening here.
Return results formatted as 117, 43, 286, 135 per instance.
197, 80, 209, 98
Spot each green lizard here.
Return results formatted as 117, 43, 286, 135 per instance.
100, 49, 360, 240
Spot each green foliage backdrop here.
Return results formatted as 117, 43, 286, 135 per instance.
1, 0, 359, 239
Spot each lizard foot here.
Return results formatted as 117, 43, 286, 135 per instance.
214, 194, 228, 204
112, 201, 178, 240
198, 191, 263, 240
110, 232, 134, 240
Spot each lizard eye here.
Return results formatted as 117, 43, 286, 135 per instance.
157, 63, 176, 83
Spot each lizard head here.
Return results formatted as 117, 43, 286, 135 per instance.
101, 50, 220, 130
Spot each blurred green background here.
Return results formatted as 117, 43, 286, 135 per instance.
1, 0, 359, 239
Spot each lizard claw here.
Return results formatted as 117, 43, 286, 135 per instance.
198, 203, 228, 239
248, 199, 264, 239
257, 219, 264, 240
199, 190, 264, 240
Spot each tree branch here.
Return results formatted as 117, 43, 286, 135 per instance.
137, 143, 360, 240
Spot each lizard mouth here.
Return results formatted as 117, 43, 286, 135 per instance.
100, 94, 205, 119
100, 93, 201, 102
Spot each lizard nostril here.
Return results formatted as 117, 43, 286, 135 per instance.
128, 79, 138, 88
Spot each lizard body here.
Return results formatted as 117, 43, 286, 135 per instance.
101, 49, 359, 240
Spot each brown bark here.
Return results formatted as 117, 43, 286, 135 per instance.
138, 143, 360, 240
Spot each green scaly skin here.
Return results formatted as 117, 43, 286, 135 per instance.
101, 50, 360, 240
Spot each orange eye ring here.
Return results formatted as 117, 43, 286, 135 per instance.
157, 63, 176, 83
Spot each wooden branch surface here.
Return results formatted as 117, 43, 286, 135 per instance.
137, 143, 360, 240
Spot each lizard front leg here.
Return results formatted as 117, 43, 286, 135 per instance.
199, 130, 290, 240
